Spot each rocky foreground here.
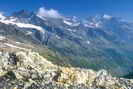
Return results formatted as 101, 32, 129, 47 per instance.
0, 51, 133, 89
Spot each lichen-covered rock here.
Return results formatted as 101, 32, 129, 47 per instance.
0, 51, 133, 89
54, 67, 97, 86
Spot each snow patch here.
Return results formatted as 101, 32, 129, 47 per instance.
66, 28, 76, 32
84, 22, 101, 28
66, 28, 73, 31
9, 17, 17, 22
86, 41, 90, 44
63, 19, 80, 27
16, 23, 44, 33
72, 23, 80, 26
16, 42, 24, 44
63, 20, 73, 26
55, 35, 61, 39
26, 31, 33, 35
0, 36, 6, 40
0, 19, 45, 33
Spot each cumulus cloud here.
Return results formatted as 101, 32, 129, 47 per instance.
0, 12, 6, 20
37, 7, 63, 19
103, 14, 112, 19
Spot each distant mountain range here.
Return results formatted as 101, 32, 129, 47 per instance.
1, 9, 133, 76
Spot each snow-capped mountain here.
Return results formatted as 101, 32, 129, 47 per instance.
1, 10, 133, 76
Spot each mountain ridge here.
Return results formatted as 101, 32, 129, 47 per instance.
1, 9, 133, 76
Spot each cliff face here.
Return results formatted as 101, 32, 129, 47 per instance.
0, 51, 133, 89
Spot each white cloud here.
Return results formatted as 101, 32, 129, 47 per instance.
37, 7, 63, 19
103, 14, 112, 19
0, 12, 6, 20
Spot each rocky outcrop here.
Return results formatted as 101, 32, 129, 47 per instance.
0, 51, 133, 89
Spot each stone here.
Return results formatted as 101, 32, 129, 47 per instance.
0, 51, 133, 89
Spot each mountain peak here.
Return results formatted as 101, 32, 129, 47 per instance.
12, 9, 34, 18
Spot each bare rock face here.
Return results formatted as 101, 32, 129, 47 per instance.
0, 51, 133, 89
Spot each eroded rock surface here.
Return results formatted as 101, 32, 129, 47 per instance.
0, 51, 133, 89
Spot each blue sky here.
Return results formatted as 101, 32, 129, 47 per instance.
0, 0, 133, 21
